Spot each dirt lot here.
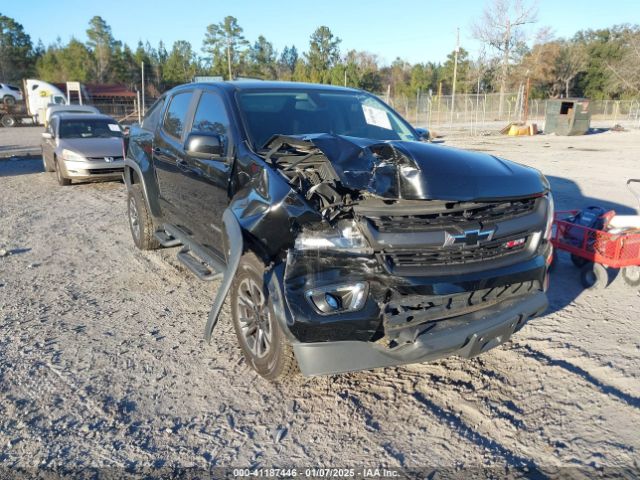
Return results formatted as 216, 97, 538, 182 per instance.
1, 126, 639, 477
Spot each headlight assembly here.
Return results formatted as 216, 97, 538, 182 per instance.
294, 220, 372, 253
61, 149, 86, 161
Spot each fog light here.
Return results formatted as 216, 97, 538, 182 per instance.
305, 282, 368, 315
324, 293, 341, 310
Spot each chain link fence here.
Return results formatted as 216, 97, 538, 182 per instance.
94, 91, 640, 134
384, 92, 640, 135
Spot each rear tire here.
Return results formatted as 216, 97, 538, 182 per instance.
3, 95, 16, 106
54, 158, 71, 186
230, 252, 298, 381
580, 262, 608, 289
621, 266, 640, 287
127, 184, 160, 250
571, 254, 588, 268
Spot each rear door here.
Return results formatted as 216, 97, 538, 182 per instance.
153, 90, 196, 223
177, 89, 234, 251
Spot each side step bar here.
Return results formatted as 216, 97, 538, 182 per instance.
154, 229, 182, 247
177, 247, 222, 281
160, 224, 226, 282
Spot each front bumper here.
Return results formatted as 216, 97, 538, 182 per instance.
271, 241, 550, 376
292, 291, 547, 376
61, 158, 124, 179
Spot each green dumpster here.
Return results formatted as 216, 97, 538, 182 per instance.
544, 98, 591, 135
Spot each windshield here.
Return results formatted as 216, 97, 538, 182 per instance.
237, 90, 417, 149
59, 119, 122, 139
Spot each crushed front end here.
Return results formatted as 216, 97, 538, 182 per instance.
259, 134, 553, 376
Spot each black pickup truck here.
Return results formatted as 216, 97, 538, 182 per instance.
124, 81, 553, 380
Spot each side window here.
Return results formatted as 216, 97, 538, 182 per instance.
191, 92, 230, 139
141, 97, 165, 131
162, 92, 193, 140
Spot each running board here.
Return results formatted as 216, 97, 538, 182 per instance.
163, 224, 226, 282
154, 229, 181, 248
177, 248, 222, 281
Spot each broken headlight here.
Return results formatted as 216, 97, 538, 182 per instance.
294, 220, 372, 253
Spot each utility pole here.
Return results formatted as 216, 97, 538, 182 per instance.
523, 76, 531, 123
141, 61, 146, 116
450, 27, 460, 123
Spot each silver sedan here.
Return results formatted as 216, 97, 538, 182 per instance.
41, 113, 125, 186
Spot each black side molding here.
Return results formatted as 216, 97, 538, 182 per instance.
204, 209, 243, 342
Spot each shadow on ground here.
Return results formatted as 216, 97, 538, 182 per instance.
0, 156, 43, 177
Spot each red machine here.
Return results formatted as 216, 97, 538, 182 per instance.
551, 179, 640, 289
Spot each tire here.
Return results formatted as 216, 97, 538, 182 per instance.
3, 95, 16, 106
571, 254, 588, 268
580, 262, 608, 289
41, 149, 53, 172
1, 115, 16, 128
54, 158, 71, 186
621, 266, 640, 287
230, 252, 298, 381
127, 184, 160, 250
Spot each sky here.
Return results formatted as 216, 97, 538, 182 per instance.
3, 0, 638, 65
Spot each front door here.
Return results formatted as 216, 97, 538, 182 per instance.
177, 90, 233, 252
153, 90, 195, 224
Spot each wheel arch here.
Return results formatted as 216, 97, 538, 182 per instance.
124, 159, 162, 218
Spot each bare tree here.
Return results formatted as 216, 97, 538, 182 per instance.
472, 0, 537, 118
554, 41, 587, 97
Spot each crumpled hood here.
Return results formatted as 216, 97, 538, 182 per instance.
302, 134, 548, 201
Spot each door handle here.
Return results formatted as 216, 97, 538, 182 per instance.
152, 147, 161, 154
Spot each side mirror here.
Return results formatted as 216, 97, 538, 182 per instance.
185, 133, 224, 159
41, 132, 53, 139
414, 127, 430, 142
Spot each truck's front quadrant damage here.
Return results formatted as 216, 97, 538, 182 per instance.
126, 81, 552, 379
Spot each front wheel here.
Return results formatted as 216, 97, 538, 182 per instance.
621, 266, 640, 287
3, 95, 16, 106
42, 149, 53, 172
230, 252, 298, 381
127, 184, 160, 250
54, 159, 71, 186
580, 262, 608, 289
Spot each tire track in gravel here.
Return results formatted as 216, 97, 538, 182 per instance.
3, 150, 640, 472
512, 343, 640, 410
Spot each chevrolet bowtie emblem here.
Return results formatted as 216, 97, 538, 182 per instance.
445, 228, 495, 247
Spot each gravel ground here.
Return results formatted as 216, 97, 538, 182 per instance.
1, 127, 639, 477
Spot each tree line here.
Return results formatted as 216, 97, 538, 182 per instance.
1, 9, 639, 101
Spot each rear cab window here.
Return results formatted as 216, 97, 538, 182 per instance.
141, 97, 165, 132
162, 92, 193, 140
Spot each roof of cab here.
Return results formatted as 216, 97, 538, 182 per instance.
174, 80, 361, 95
